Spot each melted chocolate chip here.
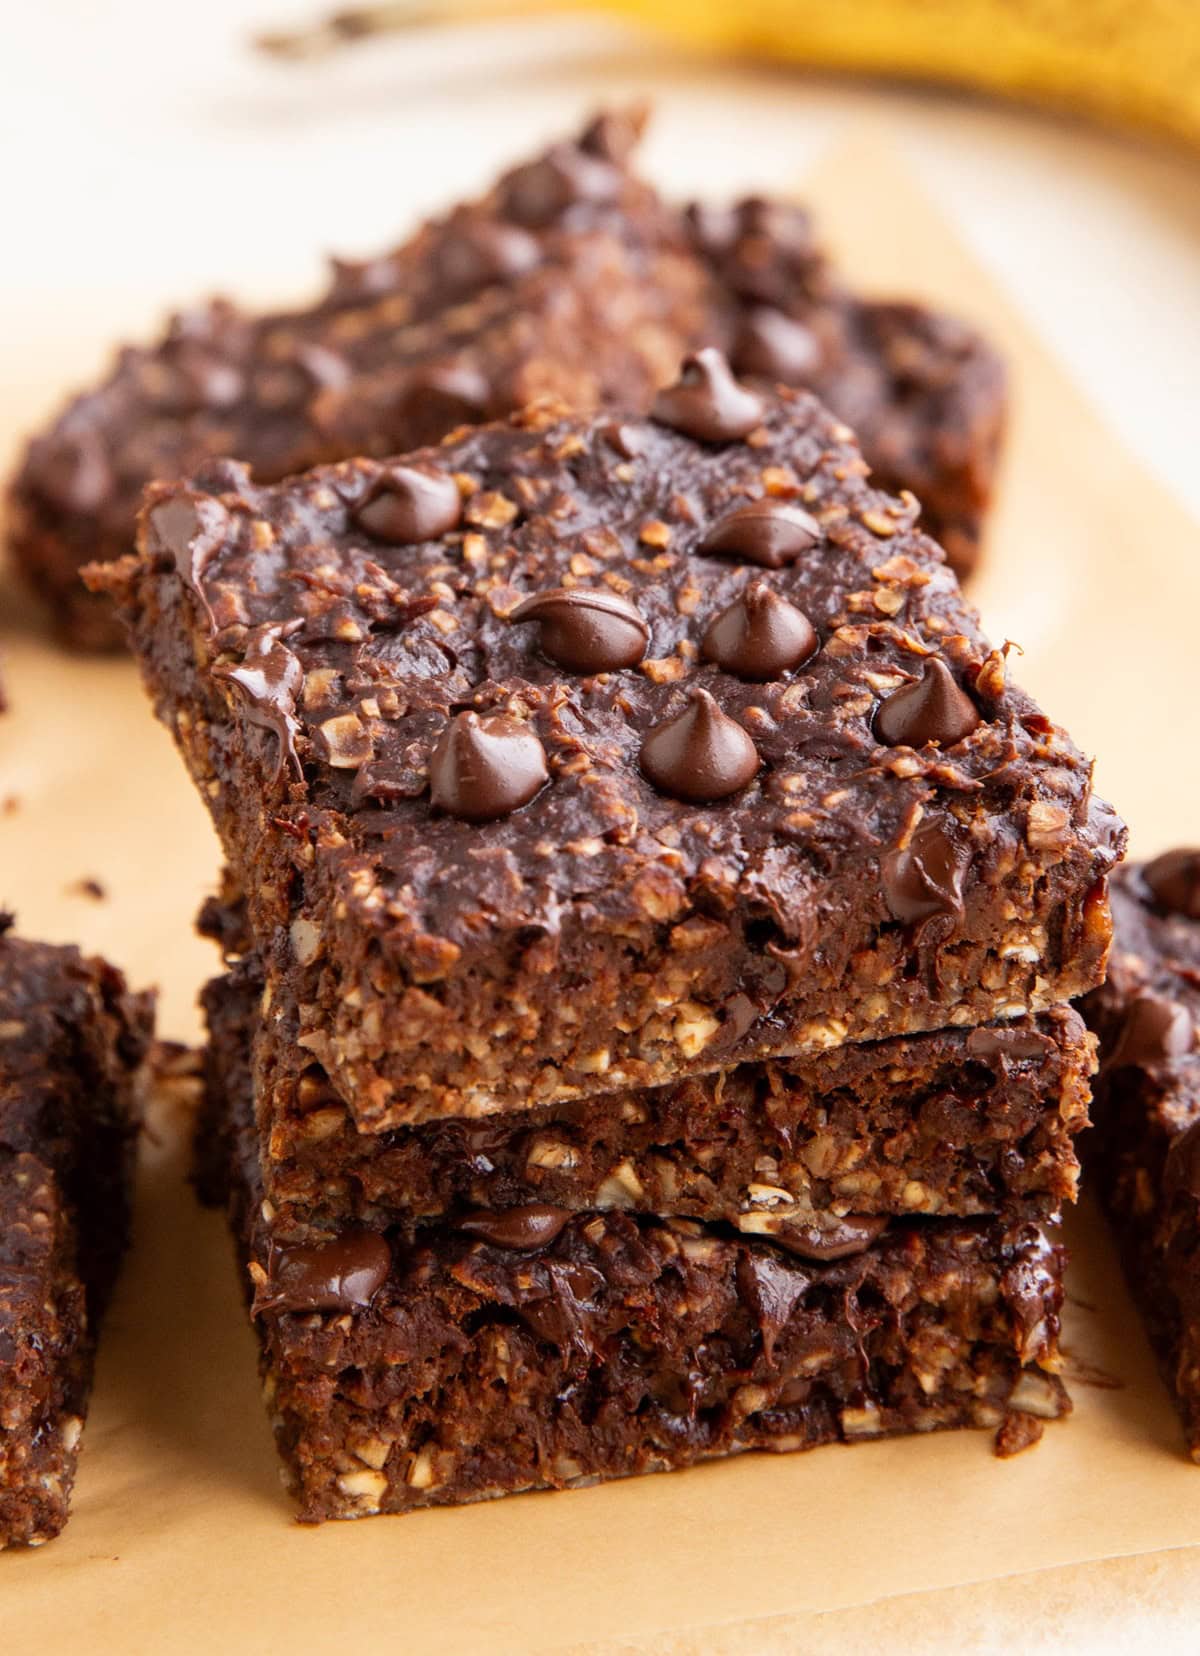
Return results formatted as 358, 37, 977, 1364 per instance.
732, 307, 823, 383
882, 821, 967, 925
639, 688, 759, 803
651, 349, 764, 444
701, 581, 818, 680
1143, 849, 1200, 920
252, 1231, 391, 1317
874, 658, 981, 748
459, 1204, 573, 1250
698, 498, 821, 569
213, 628, 304, 781
146, 493, 230, 623
429, 711, 549, 822
769, 1212, 888, 1262
736, 1250, 809, 1364
1108, 994, 1195, 1070
510, 586, 649, 673
965, 1027, 1055, 1063
437, 221, 542, 291
500, 145, 622, 227
1164, 1119, 1200, 1202
354, 465, 463, 544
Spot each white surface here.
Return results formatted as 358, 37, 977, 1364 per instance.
3, 2, 1199, 524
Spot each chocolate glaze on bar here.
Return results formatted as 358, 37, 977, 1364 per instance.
98, 380, 1120, 1129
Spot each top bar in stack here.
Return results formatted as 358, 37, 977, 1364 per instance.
95, 363, 1121, 1128
12, 110, 1004, 648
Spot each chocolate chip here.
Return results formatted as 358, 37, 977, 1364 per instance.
683, 201, 737, 257
28, 431, 113, 513
327, 254, 397, 306
651, 349, 764, 444
397, 361, 491, 436
578, 105, 648, 164
965, 1027, 1055, 1062
291, 343, 350, 394
252, 1231, 391, 1317
769, 1213, 888, 1262
701, 582, 818, 680
354, 465, 463, 544
429, 711, 549, 822
1164, 1119, 1200, 1202
510, 587, 649, 673
500, 145, 621, 227
213, 629, 304, 781
459, 1204, 573, 1250
640, 687, 759, 803
882, 821, 967, 924
732, 307, 823, 383
437, 220, 542, 291
599, 421, 644, 460
1108, 993, 1194, 1071
146, 493, 230, 622
1143, 849, 1200, 920
874, 658, 980, 748
698, 498, 821, 568
159, 345, 245, 414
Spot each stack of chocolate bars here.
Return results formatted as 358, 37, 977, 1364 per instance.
97, 351, 1122, 1520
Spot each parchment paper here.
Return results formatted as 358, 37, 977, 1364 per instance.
2, 137, 1199, 1654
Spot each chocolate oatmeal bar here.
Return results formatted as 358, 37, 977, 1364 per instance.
1082, 855, 1200, 1459
0, 921, 151, 1547
199, 946, 1092, 1242
12, 111, 1003, 648
96, 374, 1120, 1127
206, 1017, 1069, 1521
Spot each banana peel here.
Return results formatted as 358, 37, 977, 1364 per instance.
257, 0, 1200, 154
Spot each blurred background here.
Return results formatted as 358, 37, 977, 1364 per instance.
6, 0, 1199, 516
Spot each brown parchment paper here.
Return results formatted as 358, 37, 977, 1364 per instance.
2, 135, 1200, 1654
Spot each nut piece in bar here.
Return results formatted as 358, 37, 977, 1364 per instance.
11, 111, 1004, 649
1082, 856, 1200, 1460
204, 1015, 1069, 1521
95, 375, 1122, 1129
0, 920, 151, 1547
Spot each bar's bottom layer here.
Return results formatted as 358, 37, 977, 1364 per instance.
216, 1098, 1070, 1520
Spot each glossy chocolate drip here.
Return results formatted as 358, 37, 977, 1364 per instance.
253, 1231, 391, 1316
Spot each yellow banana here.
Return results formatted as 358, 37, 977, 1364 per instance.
258, 0, 1200, 154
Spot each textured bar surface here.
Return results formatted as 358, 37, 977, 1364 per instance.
0, 923, 151, 1547
11, 112, 1004, 646
1082, 858, 1200, 1459
198, 942, 1092, 1242
97, 382, 1121, 1127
